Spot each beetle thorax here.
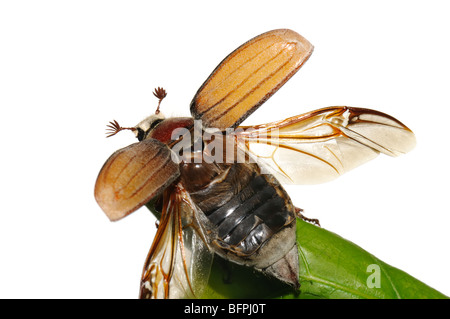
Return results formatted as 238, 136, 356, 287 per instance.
141, 116, 194, 144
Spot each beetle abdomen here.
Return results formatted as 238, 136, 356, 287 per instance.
208, 173, 293, 255
181, 162, 296, 268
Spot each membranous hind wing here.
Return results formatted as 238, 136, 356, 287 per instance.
140, 183, 214, 299
236, 106, 416, 184
190, 29, 313, 130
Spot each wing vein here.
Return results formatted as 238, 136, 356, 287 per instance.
198, 40, 280, 116
207, 47, 295, 123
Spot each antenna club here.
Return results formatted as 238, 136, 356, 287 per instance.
153, 87, 167, 114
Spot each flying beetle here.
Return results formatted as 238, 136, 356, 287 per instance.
94, 29, 416, 299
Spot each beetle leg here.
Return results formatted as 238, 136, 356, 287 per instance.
295, 207, 320, 227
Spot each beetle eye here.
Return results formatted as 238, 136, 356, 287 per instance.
136, 128, 146, 141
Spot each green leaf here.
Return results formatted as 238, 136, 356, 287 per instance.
145, 202, 446, 299
201, 219, 448, 299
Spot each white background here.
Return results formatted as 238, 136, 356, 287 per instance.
1, 0, 449, 298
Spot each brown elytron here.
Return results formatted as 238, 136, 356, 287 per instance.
94, 29, 416, 299
191, 29, 313, 130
